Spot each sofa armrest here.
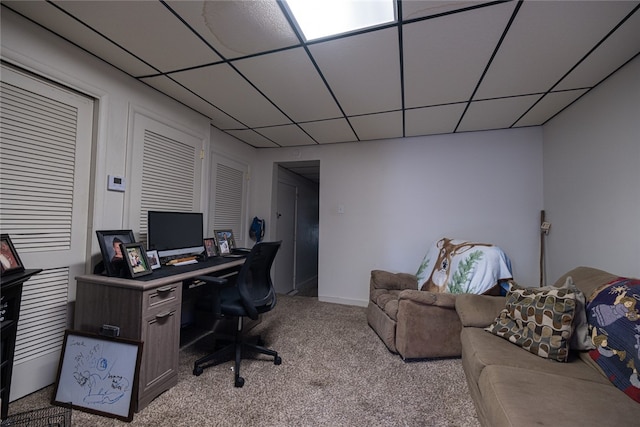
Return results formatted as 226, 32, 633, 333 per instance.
370, 270, 417, 293
398, 289, 457, 308
455, 294, 506, 327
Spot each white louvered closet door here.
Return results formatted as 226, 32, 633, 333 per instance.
126, 112, 202, 242
0, 64, 93, 401
209, 155, 248, 243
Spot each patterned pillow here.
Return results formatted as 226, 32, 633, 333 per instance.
587, 277, 640, 403
485, 285, 576, 362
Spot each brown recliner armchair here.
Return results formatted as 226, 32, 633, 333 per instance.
367, 238, 511, 360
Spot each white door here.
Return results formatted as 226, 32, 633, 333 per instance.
275, 181, 296, 294
0, 64, 93, 401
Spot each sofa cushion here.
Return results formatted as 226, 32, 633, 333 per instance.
461, 327, 609, 386
553, 266, 619, 300
456, 294, 506, 327
587, 277, 640, 403
485, 284, 576, 362
479, 365, 640, 426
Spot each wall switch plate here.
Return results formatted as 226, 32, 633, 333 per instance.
107, 175, 126, 192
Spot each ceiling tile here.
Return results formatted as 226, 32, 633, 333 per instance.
476, 1, 638, 99
457, 95, 540, 132
515, 89, 589, 128
402, 1, 495, 20
403, 1, 517, 107
556, 9, 640, 91
299, 119, 357, 144
405, 103, 467, 136
170, 63, 291, 128
53, 0, 221, 73
166, 0, 299, 60
234, 47, 342, 122
309, 27, 402, 116
225, 129, 279, 148
3, 1, 158, 76
141, 76, 246, 129
350, 111, 403, 141
257, 125, 317, 147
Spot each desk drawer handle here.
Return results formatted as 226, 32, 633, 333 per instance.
156, 311, 173, 320
157, 286, 173, 293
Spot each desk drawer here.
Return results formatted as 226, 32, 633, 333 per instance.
143, 284, 180, 313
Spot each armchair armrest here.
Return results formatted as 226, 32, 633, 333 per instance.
455, 294, 506, 327
398, 289, 457, 308
370, 270, 417, 292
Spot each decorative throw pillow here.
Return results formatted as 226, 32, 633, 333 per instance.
507, 278, 594, 351
485, 285, 576, 362
587, 277, 640, 403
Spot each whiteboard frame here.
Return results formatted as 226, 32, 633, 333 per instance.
52, 330, 143, 422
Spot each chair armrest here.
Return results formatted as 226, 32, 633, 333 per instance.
455, 294, 506, 327
398, 289, 457, 309
370, 270, 417, 292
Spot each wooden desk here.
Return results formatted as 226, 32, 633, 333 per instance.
74, 257, 244, 411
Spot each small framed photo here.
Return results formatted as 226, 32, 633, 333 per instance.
214, 230, 236, 255
203, 238, 217, 258
121, 242, 153, 278
0, 234, 25, 275
96, 230, 136, 277
146, 250, 161, 270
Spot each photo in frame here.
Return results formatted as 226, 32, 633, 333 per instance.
96, 230, 136, 277
121, 242, 153, 278
203, 238, 217, 258
52, 330, 142, 422
146, 250, 161, 270
214, 229, 236, 255
0, 234, 24, 275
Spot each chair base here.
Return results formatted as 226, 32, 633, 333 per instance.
192, 317, 281, 387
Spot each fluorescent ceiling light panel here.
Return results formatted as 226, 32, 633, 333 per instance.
286, 0, 396, 41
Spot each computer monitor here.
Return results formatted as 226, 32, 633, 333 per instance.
147, 211, 204, 259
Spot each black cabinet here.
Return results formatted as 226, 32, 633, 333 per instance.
1, 269, 41, 420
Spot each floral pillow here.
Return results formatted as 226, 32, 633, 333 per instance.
587, 277, 640, 403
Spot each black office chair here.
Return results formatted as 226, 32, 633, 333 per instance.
192, 241, 282, 387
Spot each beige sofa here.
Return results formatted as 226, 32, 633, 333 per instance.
367, 270, 500, 359
455, 266, 640, 426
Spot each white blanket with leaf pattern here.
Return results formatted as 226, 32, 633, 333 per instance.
416, 238, 512, 294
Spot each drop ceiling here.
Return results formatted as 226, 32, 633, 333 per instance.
3, 0, 639, 151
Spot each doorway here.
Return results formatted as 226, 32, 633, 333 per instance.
274, 161, 319, 297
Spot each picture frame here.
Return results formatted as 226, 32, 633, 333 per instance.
214, 229, 236, 255
0, 234, 25, 275
203, 237, 217, 258
146, 249, 161, 270
121, 242, 153, 278
96, 230, 136, 277
52, 330, 142, 422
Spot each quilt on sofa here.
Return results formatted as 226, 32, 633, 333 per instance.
416, 237, 512, 294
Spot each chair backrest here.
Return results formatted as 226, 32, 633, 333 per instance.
236, 241, 281, 319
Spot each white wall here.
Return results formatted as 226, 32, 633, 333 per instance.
542, 56, 640, 281
253, 128, 544, 305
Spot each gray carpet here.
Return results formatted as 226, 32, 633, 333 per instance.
7, 295, 479, 426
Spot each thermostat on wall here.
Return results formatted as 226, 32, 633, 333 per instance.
107, 175, 126, 192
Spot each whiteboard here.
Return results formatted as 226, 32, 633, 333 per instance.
53, 330, 142, 422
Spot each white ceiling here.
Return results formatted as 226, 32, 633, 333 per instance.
4, 0, 640, 153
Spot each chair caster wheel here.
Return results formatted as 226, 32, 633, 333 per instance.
235, 377, 245, 388
274, 356, 282, 365
193, 366, 203, 376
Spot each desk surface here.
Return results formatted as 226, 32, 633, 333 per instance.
76, 257, 244, 291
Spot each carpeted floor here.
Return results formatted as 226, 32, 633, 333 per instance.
6, 295, 479, 426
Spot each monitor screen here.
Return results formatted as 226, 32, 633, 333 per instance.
147, 211, 204, 258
